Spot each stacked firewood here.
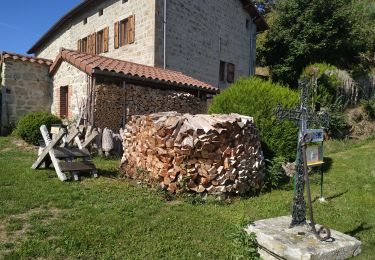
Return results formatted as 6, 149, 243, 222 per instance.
125, 84, 207, 116
120, 112, 265, 194
94, 84, 125, 132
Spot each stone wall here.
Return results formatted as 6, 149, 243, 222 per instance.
36, 0, 156, 67
154, 0, 257, 88
0, 59, 52, 131
94, 81, 208, 132
51, 61, 88, 119
34, 0, 257, 89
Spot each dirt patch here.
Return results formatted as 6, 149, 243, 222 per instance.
0, 207, 65, 257
347, 108, 375, 139
11, 138, 38, 153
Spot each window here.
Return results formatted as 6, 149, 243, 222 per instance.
119, 18, 129, 47
227, 63, 235, 83
99, 8, 103, 16
115, 15, 135, 48
81, 37, 88, 53
83, 17, 88, 25
96, 30, 104, 54
246, 19, 250, 29
219, 61, 226, 82
59, 86, 69, 117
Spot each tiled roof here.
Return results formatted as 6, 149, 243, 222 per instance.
1, 51, 52, 66
27, 0, 268, 54
50, 49, 219, 94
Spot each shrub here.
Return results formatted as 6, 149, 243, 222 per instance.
301, 63, 341, 107
15, 112, 62, 145
209, 77, 299, 161
263, 156, 288, 191
361, 97, 375, 120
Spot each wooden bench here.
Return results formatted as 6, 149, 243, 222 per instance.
31, 125, 98, 181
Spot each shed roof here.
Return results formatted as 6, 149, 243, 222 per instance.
1, 51, 53, 66
50, 49, 219, 94
27, 0, 268, 54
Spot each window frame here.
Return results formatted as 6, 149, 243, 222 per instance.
219, 61, 226, 82
119, 18, 129, 47
96, 30, 104, 54
227, 63, 235, 83
81, 37, 88, 53
59, 86, 69, 118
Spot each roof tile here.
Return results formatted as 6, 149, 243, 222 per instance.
1, 51, 52, 66
50, 49, 218, 94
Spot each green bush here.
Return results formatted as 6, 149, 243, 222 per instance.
209, 77, 299, 161
263, 156, 288, 191
301, 63, 341, 107
15, 112, 62, 145
361, 97, 375, 120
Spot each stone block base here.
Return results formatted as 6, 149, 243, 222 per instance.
245, 216, 361, 260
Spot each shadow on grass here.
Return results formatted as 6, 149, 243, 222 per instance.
312, 190, 348, 203
345, 222, 373, 238
97, 168, 120, 178
321, 157, 333, 172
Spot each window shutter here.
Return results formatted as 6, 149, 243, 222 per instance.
77, 39, 81, 52
103, 27, 109, 52
128, 15, 135, 44
114, 21, 119, 49
92, 33, 96, 54
227, 63, 235, 83
87, 34, 92, 54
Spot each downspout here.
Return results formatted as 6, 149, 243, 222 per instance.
163, 0, 167, 69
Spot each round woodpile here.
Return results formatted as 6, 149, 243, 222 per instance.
120, 112, 265, 195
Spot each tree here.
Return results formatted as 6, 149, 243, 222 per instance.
348, 0, 375, 72
259, 0, 363, 87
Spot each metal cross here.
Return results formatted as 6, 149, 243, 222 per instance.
274, 78, 329, 226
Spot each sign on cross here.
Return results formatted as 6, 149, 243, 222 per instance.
274, 79, 329, 226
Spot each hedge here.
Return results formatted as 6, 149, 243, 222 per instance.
15, 112, 62, 145
209, 77, 299, 161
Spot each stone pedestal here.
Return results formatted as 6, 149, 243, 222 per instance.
245, 216, 361, 260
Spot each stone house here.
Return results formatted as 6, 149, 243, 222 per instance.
27, 0, 267, 89
49, 48, 217, 132
0, 0, 267, 134
0, 52, 53, 135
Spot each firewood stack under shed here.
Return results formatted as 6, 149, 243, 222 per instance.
120, 112, 265, 194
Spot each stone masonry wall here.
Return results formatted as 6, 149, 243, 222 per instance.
36, 0, 156, 67
94, 81, 208, 132
0, 59, 52, 127
51, 61, 88, 119
154, 0, 257, 89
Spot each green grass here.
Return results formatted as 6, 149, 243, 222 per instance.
0, 136, 374, 259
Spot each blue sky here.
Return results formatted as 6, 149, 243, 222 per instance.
0, 0, 81, 55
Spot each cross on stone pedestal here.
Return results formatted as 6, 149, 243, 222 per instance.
274, 79, 329, 226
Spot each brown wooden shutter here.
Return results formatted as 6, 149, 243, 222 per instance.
128, 15, 135, 44
227, 63, 235, 83
92, 33, 96, 54
103, 27, 109, 52
87, 35, 91, 54
77, 39, 81, 52
114, 21, 119, 49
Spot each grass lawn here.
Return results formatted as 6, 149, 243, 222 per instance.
0, 136, 374, 259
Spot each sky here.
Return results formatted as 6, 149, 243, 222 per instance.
0, 0, 81, 55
